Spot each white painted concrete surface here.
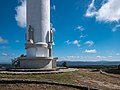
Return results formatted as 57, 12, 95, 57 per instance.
20, 59, 52, 69
26, 0, 50, 57
27, 47, 49, 57
27, 0, 50, 43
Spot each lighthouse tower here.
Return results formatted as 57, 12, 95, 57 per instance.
17, 0, 56, 69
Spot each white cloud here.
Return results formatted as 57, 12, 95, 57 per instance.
80, 33, 88, 38
0, 37, 8, 44
73, 40, 80, 47
58, 55, 114, 61
80, 34, 84, 38
65, 40, 80, 47
85, 0, 97, 17
65, 40, 71, 45
15, 1, 56, 28
75, 26, 85, 32
51, 23, 56, 32
52, 28, 56, 32
85, 41, 94, 46
96, 55, 112, 59
85, 49, 97, 53
0, 46, 9, 49
97, 0, 120, 22
85, 0, 120, 22
51, 5, 56, 11
112, 24, 120, 32
15, 40, 20, 43
0, 53, 15, 57
116, 53, 120, 56
58, 56, 81, 61
15, 0, 26, 28
1, 53, 8, 56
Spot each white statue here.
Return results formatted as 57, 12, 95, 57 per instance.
28, 25, 34, 44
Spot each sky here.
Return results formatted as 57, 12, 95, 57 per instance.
0, 0, 120, 63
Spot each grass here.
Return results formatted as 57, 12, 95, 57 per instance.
0, 84, 80, 90
0, 71, 86, 84
0, 70, 88, 90
0, 69, 120, 90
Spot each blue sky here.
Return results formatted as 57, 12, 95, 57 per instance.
0, 0, 120, 63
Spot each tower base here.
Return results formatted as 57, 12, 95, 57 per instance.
17, 57, 56, 69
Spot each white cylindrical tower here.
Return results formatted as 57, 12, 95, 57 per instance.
26, 0, 50, 57
17, 0, 56, 69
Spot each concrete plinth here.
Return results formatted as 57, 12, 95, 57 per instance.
18, 57, 54, 69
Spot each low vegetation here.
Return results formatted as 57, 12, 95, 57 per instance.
0, 64, 120, 89
0, 69, 120, 90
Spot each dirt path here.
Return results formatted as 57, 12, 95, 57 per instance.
76, 69, 120, 90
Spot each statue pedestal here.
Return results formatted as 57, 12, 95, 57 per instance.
18, 57, 56, 69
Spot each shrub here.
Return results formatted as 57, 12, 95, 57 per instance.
118, 64, 120, 70
62, 62, 67, 67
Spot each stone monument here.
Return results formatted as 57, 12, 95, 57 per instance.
14, 0, 56, 69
